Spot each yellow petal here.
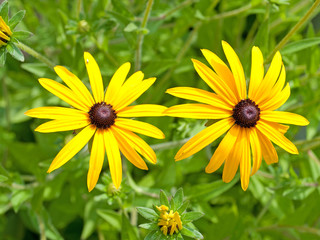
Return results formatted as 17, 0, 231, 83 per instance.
250, 127, 262, 176
117, 104, 167, 117
248, 46, 264, 100
104, 129, 122, 189
25, 107, 88, 119
192, 59, 237, 106
175, 118, 234, 161
205, 124, 240, 173
256, 120, 298, 154
201, 49, 238, 99
47, 125, 96, 173
54, 66, 95, 108
115, 118, 165, 139
240, 129, 251, 191
260, 83, 290, 111
260, 111, 309, 126
87, 129, 105, 192
84, 52, 104, 103
113, 78, 156, 112
166, 87, 231, 110
105, 62, 131, 104
111, 127, 148, 170
112, 125, 156, 164
164, 104, 232, 119
0, 31, 10, 41
256, 129, 278, 164
0, 16, 12, 36
221, 41, 246, 99
39, 78, 89, 112
35, 118, 90, 133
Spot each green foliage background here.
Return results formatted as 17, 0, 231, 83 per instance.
1, 0, 320, 239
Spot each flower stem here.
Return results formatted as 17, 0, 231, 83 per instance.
266, 0, 320, 62
134, 0, 154, 71
16, 42, 55, 69
151, 137, 190, 151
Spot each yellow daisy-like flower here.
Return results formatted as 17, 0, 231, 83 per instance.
156, 205, 183, 236
165, 41, 309, 191
25, 52, 166, 191
0, 16, 12, 47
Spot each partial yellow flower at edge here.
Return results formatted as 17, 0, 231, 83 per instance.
25, 52, 167, 192
0, 16, 12, 47
164, 41, 309, 191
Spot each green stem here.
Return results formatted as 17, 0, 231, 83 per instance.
16, 42, 55, 69
266, 0, 320, 62
151, 137, 190, 151
135, 0, 154, 71
208, 3, 252, 21
37, 214, 47, 240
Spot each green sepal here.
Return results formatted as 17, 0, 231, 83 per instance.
181, 211, 204, 223
180, 225, 203, 239
177, 200, 189, 215
173, 188, 184, 211
160, 190, 170, 207
8, 10, 25, 30
7, 42, 24, 61
137, 207, 158, 221
0, 1, 9, 22
0, 48, 7, 66
152, 204, 161, 215
139, 223, 159, 231
12, 30, 33, 40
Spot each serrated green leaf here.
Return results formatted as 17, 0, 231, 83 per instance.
0, 1, 9, 22
139, 223, 159, 230
12, 30, 33, 40
8, 10, 25, 30
173, 188, 184, 211
177, 200, 189, 214
145, 231, 160, 240
180, 226, 203, 239
6, 42, 24, 61
281, 38, 320, 55
181, 211, 204, 222
160, 190, 170, 207
137, 207, 158, 221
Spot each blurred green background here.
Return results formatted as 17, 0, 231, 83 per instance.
1, 0, 320, 239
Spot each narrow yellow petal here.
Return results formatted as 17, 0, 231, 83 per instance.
249, 46, 264, 100
54, 66, 95, 107
112, 78, 156, 112
47, 125, 96, 173
105, 62, 131, 103
256, 120, 298, 154
240, 130, 251, 191
221, 41, 246, 99
260, 83, 290, 111
87, 129, 105, 192
115, 118, 165, 139
205, 124, 240, 173
111, 127, 148, 170
104, 129, 122, 189
192, 59, 237, 106
256, 129, 278, 164
0, 31, 9, 41
117, 104, 167, 117
164, 104, 232, 119
260, 111, 309, 126
112, 125, 156, 164
39, 78, 89, 111
0, 39, 6, 46
35, 119, 90, 133
250, 127, 262, 176
166, 87, 232, 110
84, 52, 104, 103
0, 16, 12, 36
175, 118, 234, 161
25, 107, 88, 119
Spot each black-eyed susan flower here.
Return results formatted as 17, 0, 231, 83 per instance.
138, 189, 204, 239
25, 52, 166, 191
165, 41, 309, 191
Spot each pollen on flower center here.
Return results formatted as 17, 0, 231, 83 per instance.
89, 102, 116, 129
157, 205, 183, 236
233, 99, 260, 128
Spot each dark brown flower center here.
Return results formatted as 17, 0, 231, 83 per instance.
89, 102, 116, 129
233, 99, 260, 128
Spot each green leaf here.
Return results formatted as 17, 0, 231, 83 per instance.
281, 38, 320, 55
180, 226, 203, 239
139, 223, 158, 230
137, 207, 158, 221
121, 212, 139, 240
177, 200, 189, 214
0, 175, 8, 182
97, 209, 121, 230
145, 231, 163, 240
0, 0, 9, 22
21, 63, 48, 77
160, 190, 170, 207
173, 188, 184, 211
124, 22, 138, 32
8, 10, 25, 30
12, 30, 33, 40
11, 190, 32, 213
181, 211, 204, 223
7, 42, 24, 61
0, 47, 6, 65
283, 187, 315, 200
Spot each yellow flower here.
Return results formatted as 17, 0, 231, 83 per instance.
165, 41, 309, 191
0, 16, 12, 47
25, 52, 166, 191
157, 205, 183, 236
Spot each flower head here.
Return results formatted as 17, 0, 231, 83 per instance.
165, 41, 309, 191
25, 52, 166, 191
157, 205, 183, 236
